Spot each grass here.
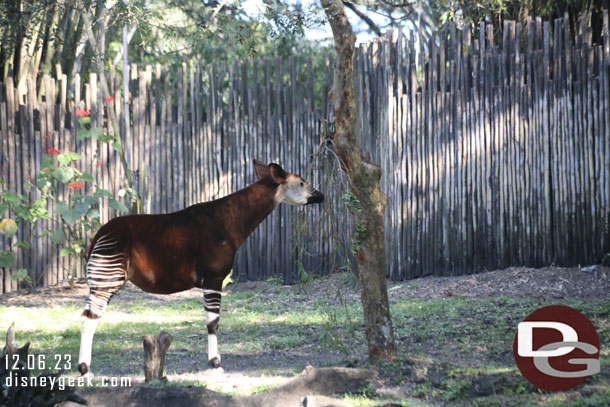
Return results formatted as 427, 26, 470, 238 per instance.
0, 274, 609, 406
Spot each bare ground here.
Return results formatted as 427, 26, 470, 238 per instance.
2, 265, 608, 308
1, 265, 609, 406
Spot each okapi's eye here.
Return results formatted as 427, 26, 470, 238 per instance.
300, 181, 304, 187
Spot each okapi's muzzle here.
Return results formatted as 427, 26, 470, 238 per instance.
307, 190, 324, 205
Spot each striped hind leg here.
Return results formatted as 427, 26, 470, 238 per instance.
78, 235, 127, 376
203, 287, 222, 369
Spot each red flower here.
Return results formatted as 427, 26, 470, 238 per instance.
69, 181, 84, 189
96, 162, 104, 166
106, 96, 114, 103
47, 147, 60, 155
76, 109, 90, 117
43, 168, 48, 172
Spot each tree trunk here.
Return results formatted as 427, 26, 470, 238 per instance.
320, 0, 396, 362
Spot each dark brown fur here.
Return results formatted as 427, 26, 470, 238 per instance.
88, 178, 280, 294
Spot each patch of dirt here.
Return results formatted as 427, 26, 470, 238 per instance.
384, 265, 610, 300
1, 265, 608, 405
2, 265, 607, 309
0, 279, 202, 308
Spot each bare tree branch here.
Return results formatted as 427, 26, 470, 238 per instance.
342, 1, 382, 37
378, 0, 414, 7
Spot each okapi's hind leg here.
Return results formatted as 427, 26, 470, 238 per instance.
78, 235, 127, 377
203, 287, 222, 369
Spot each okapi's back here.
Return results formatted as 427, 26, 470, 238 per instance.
88, 212, 191, 258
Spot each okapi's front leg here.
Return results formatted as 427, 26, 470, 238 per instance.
203, 288, 222, 368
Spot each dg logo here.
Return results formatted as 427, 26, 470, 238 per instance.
513, 305, 601, 391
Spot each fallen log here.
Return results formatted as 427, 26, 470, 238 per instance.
62, 365, 377, 407
247, 365, 377, 407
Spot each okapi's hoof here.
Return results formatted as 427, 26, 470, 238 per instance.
78, 362, 94, 379
78, 362, 89, 376
208, 357, 222, 369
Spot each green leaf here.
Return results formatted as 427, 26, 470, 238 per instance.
74, 201, 90, 215
77, 128, 90, 140
57, 152, 81, 166
3, 192, 21, 206
87, 209, 100, 219
0, 202, 9, 214
82, 173, 94, 182
14, 268, 29, 279
112, 141, 122, 152
83, 197, 98, 207
0, 218, 18, 237
15, 241, 31, 249
41, 154, 53, 167
0, 251, 14, 268
222, 270, 233, 290
77, 127, 102, 141
57, 155, 71, 166
55, 201, 69, 216
60, 247, 72, 256
50, 230, 66, 244
51, 166, 75, 183
62, 209, 81, 225
79, 117, 91, 125
109, 199, 128, 213
93, 189, 113, 198
36, 176, 51, 190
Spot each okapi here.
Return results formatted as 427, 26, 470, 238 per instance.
78, 160, 324, 376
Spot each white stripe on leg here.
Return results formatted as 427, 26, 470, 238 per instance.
208, 333, 219, 361
79, 316, 100, 376
206, 310, 220, 364
206, 310, 219, 325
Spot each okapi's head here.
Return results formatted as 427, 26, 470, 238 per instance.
253, 160, 324, 206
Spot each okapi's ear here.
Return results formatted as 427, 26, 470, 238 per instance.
269, 163, 287, 184
253, 159, 270, 180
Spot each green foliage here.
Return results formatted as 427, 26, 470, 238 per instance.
1, 275, 609, 405
0, 218, 18, 237
351, 224, 367, 257
342, 190, 368, 256
314, 287, 356, 354
0, 112, 134, 286
342, 191, 362, 214
0, 251, 14, 268
426, 0, 605, 44
10, 269, 32, 286
222, 270, 234, 290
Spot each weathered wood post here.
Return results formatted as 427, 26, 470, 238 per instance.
142, 331, 173, 383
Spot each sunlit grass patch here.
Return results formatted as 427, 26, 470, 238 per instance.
0, 274, 608, 405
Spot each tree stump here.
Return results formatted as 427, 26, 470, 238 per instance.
142, 331, 173, 383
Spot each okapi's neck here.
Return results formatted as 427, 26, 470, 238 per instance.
213, 181, 279, 248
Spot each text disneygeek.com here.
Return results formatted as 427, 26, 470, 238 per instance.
4, 375, 132, 391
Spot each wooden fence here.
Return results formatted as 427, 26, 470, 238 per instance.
366, 12, 610, 278
1, 12, 609, 293
0, 55, 342, 294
